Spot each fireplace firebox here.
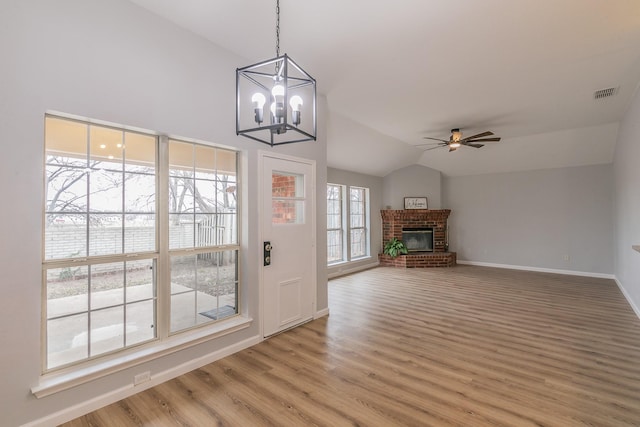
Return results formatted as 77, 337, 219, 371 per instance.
402, 228, 434, 252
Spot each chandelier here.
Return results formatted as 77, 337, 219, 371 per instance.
236, 0, 317, 146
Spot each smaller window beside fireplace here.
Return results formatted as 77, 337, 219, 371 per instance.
402, 227, 434, 252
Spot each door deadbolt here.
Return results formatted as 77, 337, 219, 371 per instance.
264, 241, 272, 266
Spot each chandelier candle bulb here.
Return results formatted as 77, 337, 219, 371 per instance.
251, 93, 266, 124
290, 95, 303, 125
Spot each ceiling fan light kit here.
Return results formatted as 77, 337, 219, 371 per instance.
236, 0, 317, 146
420, 128, 501, 152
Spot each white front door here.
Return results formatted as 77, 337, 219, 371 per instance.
261, 153, 316, 337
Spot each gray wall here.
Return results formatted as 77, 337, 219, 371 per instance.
0, 1, 327, 425
327, 168, 383, 275
613, 85, 640, 312
383, 164, 442, 209
442, 164, 614, 275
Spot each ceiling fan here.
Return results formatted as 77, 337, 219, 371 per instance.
419, 128, 501, 152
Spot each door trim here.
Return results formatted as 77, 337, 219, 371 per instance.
258, 150, 317, 339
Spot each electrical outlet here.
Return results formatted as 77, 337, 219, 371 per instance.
134, 371, 151, 386
563, 254, 570, 262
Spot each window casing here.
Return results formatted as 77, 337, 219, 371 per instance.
43, 116, 239, 372
326, 184, 370, 264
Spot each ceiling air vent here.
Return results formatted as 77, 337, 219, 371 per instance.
594, 87, 618, 100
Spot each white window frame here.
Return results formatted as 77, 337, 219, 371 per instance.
349, 186, 369, 260
327, 183, 346, 264
326, 183, 370, 265
35, 115, 247, 398
166, 138, 240, 335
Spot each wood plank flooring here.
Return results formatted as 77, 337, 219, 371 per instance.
62, 265, 640, 426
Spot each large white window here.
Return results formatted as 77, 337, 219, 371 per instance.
326, 184, 369, 264
43, 116, 238, 371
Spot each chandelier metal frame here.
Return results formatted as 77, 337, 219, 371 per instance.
236, 0, 317, 146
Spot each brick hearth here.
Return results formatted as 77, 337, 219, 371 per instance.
379, 209, 456, 268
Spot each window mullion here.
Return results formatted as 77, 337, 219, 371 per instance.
343, 186, 350, 261
157, 135, 170, 340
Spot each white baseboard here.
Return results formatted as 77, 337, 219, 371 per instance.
328, 261, 379, 279
614, 277, 640, 320
456, 260, 615, 279
23, 335, 262, 427
315, 307, 330, 319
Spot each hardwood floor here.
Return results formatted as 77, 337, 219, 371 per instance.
62, 265, 640, 426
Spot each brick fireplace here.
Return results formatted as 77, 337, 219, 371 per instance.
379, 209, 456, 268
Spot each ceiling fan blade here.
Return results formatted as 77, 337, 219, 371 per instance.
423, 145, 446, 151
415, 142, 447, 147
422, 136, 449, 143
461, 131, 493, 142
461, 142, 484, 148
466, 137, 501, 142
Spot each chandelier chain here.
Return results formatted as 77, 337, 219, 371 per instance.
275, 0, 280, 57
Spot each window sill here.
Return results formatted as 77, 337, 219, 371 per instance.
327, 257, 378, 279
32, 315, 253, 398
328, 256, 373, 267
350, 255, 373, 262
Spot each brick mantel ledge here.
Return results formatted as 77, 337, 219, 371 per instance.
381, 209, 451, 221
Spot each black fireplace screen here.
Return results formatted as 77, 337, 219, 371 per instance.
402, 228, 434, 252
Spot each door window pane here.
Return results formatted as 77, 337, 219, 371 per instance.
272, 171, 303, 197
272, 171, 304, 224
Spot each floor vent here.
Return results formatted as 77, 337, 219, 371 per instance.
594, 87, 618, 100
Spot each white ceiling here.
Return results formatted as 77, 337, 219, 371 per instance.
129, 0, 640, 177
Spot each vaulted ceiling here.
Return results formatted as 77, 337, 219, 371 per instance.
129, 0, 640, 176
